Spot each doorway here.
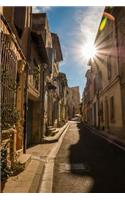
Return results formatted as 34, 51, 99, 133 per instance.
27, 99, 33, 147
105, 98, 109, 130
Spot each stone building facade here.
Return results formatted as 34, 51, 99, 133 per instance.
81, 7, 125, 141
113, 7, 125, 134
1, 7, 69, 165
58, 72, 68, 126
32, 13, 67, 137
26, 13, 51, 146
31, 13, 53, 138
67, 86, 80, 119
0, 7, 31, 162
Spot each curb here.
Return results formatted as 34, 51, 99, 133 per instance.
28, 161, 45, 193
43, 122, 69, 143
39, 122, 70, 192
83, 124, 125, 151
2, 123, 70, 193
28, 123, 70, 193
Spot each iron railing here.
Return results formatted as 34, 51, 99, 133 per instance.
1, 31, 18, 130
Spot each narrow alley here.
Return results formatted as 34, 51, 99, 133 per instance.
1, 6, 125, 195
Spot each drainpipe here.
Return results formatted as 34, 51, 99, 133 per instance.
40, 64, 46, 142
23, 63, 29, 154
96, 67, 100, 129
97, 90, 100, 129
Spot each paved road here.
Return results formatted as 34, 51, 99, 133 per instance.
52, 121, 125, 193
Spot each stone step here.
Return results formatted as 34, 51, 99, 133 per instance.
47, 127, 56, 132
47, 128, 59, 136
18, 153, 31, 168
51, 129, 59, 134
47, 126, 53, 128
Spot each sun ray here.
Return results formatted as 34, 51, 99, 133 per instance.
81, 43, 97, 61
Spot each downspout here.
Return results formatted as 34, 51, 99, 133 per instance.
97, 67, 100, 129
40, 64, 45, 142
23, 63, 29, 153
23, 26, 31, 153
97, 90, 100, 129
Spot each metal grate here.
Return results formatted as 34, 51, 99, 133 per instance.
1, 31, 18, 130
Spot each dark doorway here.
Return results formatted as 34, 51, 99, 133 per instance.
27, 99, 33, 147
94, 103, 96, 127
105, 98, 109, 130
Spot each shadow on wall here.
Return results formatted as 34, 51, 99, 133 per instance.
68, 122, 125, 192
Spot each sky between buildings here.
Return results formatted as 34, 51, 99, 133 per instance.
33, 6, 104, 98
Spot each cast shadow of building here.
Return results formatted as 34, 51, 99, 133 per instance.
68, 122, 125, 193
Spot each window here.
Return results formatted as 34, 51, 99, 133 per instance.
107, 56, 112, 80
110, 96, 115, 122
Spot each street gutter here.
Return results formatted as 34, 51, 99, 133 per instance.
38, 122, 70, 192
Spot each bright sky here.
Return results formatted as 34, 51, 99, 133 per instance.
33, 7, 104, 98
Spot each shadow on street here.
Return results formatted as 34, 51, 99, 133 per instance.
69, 122, 125, 192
